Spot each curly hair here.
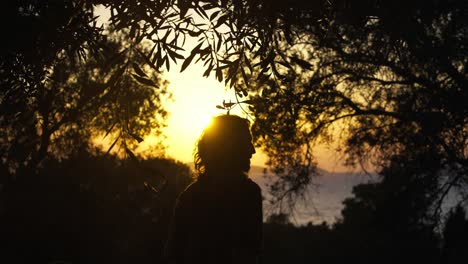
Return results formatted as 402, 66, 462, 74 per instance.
193, 115, 252, 179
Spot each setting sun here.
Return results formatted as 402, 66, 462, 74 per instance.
89, 6, 349, 172
92, 5, 268, 167
138, 61, 265, 165
199, 115, 213, 131
137, 61, 349, 171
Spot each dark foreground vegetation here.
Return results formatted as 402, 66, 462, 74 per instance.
1, 150, 192, 263
263, 209, 468, 264
1, 150, 467, 263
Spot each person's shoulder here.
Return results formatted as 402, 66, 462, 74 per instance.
241, 178, 262, 204
244, 178, 261, 194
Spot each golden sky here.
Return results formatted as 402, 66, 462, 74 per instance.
154, 63, 353, 172
151, 63, 351, 172
155, 62, 268, 166
94, 5, 352, 172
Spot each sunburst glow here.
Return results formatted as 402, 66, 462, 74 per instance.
138, 61, 261, 164
199, 115, 213, 131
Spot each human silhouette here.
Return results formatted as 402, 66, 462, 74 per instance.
165, 115, 263, 264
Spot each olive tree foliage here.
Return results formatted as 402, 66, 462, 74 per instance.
96, 0, 333, 92
0, 1, 170, 176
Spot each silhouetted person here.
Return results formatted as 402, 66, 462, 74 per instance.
165, 115, 263, 264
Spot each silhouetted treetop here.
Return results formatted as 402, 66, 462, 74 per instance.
87, 1, 467, 93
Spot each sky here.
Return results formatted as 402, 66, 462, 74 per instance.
146, 61, 268, 166
152, 64, 352, 172
94, 5, 352, 172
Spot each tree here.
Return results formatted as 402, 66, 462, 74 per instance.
334, 164, 441, 264
246, 0, 467, 218
1, 2, 171, 176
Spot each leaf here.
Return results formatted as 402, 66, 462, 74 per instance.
191, 42, 204, 55
167, 48, 184, 62
271, 62, 284, 79
223, 101, 236, 108
155, 51, 164, 69
226, 59, 240, 85
216, 105, 225, 109
202, 3, 218, 10
106, 134, 120, 155
188, 30, 202, 37
161, 28, 171, 42
194, 4, 208, 19
148, 44, 157, 59
180, 52, 195, 72
106, 66, 126, 88
125, 147, 139, 163
216, 32, 222, 51
103, 120, 118, 139
179, 2, 189, 19
216, 67, 223, 82
290, 56, 313, 69
210, 10, 221, 21
214, 15, 228, 28
199, 47, 212, 56
130, 133, 144, 143
241, 67, 249, 84
277, 59, 292, 69
165, 56, 170, 71
132, 63, 147, 77
203, 62, 214, 77
132, 74, 159, 88
216, 64, 230, 70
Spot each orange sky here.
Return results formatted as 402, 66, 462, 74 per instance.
143, 63, 354, 172
94, 5, 352, 173
141, 61, 269, 167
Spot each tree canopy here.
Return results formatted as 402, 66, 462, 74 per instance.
1, 2, 170, 175
247, 0, 468, 216
1, 0, 467, 223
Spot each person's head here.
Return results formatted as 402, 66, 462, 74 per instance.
194, 115, 256, 178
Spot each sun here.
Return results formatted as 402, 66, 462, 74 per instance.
199, 115, 213, 131
137, 50, 266, 165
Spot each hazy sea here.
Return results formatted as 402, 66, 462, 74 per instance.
248, 166, 378, 225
